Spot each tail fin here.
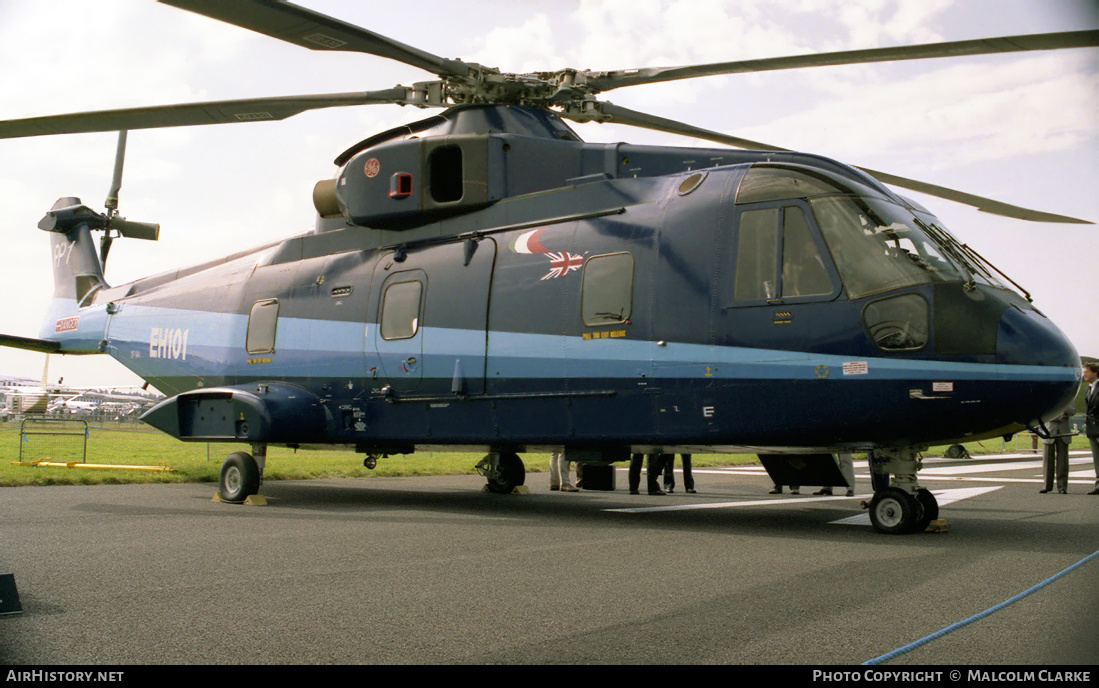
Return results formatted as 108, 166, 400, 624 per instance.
32, 197, 111, 353
39, 197, 109, 305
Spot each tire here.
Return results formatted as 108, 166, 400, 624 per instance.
914, 488, 939, 531
485, 452, 525, 494
220, 451, 260, 503
944, 444, 970, 459
869, 487, 924, 535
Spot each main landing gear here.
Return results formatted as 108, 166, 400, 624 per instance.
218, 444, 266, 503
475, 451, 526, 494
867, 447, 939, 535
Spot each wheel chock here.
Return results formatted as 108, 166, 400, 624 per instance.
11, 461, 173, 472
211, 493, 267, 506
0, 573, 22, 616
512, 485, 531, 495
925, 519, 949, 533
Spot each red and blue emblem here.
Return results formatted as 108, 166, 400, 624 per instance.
541, 252, 584, 280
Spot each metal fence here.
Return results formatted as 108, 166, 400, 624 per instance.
19, 418, 88, 463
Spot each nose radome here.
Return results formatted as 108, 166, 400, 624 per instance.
995, 304, 1080, 423
996, 304, 1079, 368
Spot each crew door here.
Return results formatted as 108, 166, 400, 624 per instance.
370, 238, 497, 396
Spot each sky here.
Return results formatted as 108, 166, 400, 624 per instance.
0, 0, 1096, 389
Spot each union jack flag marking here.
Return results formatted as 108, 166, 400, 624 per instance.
541, 252, 584, 280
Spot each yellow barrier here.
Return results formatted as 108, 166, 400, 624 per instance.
10, 461, 173, 473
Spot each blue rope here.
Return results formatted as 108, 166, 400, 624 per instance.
864, 550, 1099, 665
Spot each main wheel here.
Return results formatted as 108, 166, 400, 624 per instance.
220, 451, 260, 503
485, 452, 525, 494
914, 488, 939, 532
869, 487, 924, 535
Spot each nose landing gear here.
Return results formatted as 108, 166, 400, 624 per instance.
867, 447, 939, 534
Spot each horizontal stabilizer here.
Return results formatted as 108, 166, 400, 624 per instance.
0, 334, 61, 354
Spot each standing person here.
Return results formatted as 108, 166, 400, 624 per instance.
769, 483, 800, 495
1083, 362, 1099, 495
629, 453, 669, 495
663, 453, 696, 494
549, 451, 578, 492
1040, 407, 1073, 494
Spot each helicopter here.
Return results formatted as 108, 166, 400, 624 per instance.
0, 1, 1094, 534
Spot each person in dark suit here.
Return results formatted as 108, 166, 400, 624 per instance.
629, 453, 670, 495
1040, 407, 1073, 494
663, 454, 696, 494
1083, 362, 1099, 495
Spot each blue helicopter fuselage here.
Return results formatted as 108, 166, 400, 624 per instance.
38, 107, 1081, 456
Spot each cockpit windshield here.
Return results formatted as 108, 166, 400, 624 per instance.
810, 195, 966, 299
735, 164, 1021, 301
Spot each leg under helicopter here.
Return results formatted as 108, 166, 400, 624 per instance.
867, 446, 939, 534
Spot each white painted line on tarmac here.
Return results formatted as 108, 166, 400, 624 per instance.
604, 493, 873, 514
605, 486, 1004, 521
921, 457, 1092, 476
914, 475, 1095, 485
830, 486, 1002, 526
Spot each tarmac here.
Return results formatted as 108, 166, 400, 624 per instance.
1, 451, 1096, 665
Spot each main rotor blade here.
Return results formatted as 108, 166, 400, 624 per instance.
160, 0, 470, 78
853, 167, 1093, 224
569, 100, 791, 151
582, 29, 1099, 93
580, 102, 1092, 224
0, 88, 415, 139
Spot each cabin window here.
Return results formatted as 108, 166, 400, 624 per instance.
246, 299, 279, 354
581, 252, 634, 326
429, 145, 463, 203
380, 280, 423, 340
733, 205, 835, 303
862, 293, 929, 351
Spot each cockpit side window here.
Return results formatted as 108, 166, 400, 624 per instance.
781, 207, 833, 298
732, 203, 838, 304
734, 208, 779, 301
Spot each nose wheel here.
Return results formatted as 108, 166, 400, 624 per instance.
867, 447, 938, 534
868, 486, 938, 534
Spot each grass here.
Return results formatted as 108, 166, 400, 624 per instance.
0, 420, 1090, 488
0, 421, 761, 487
